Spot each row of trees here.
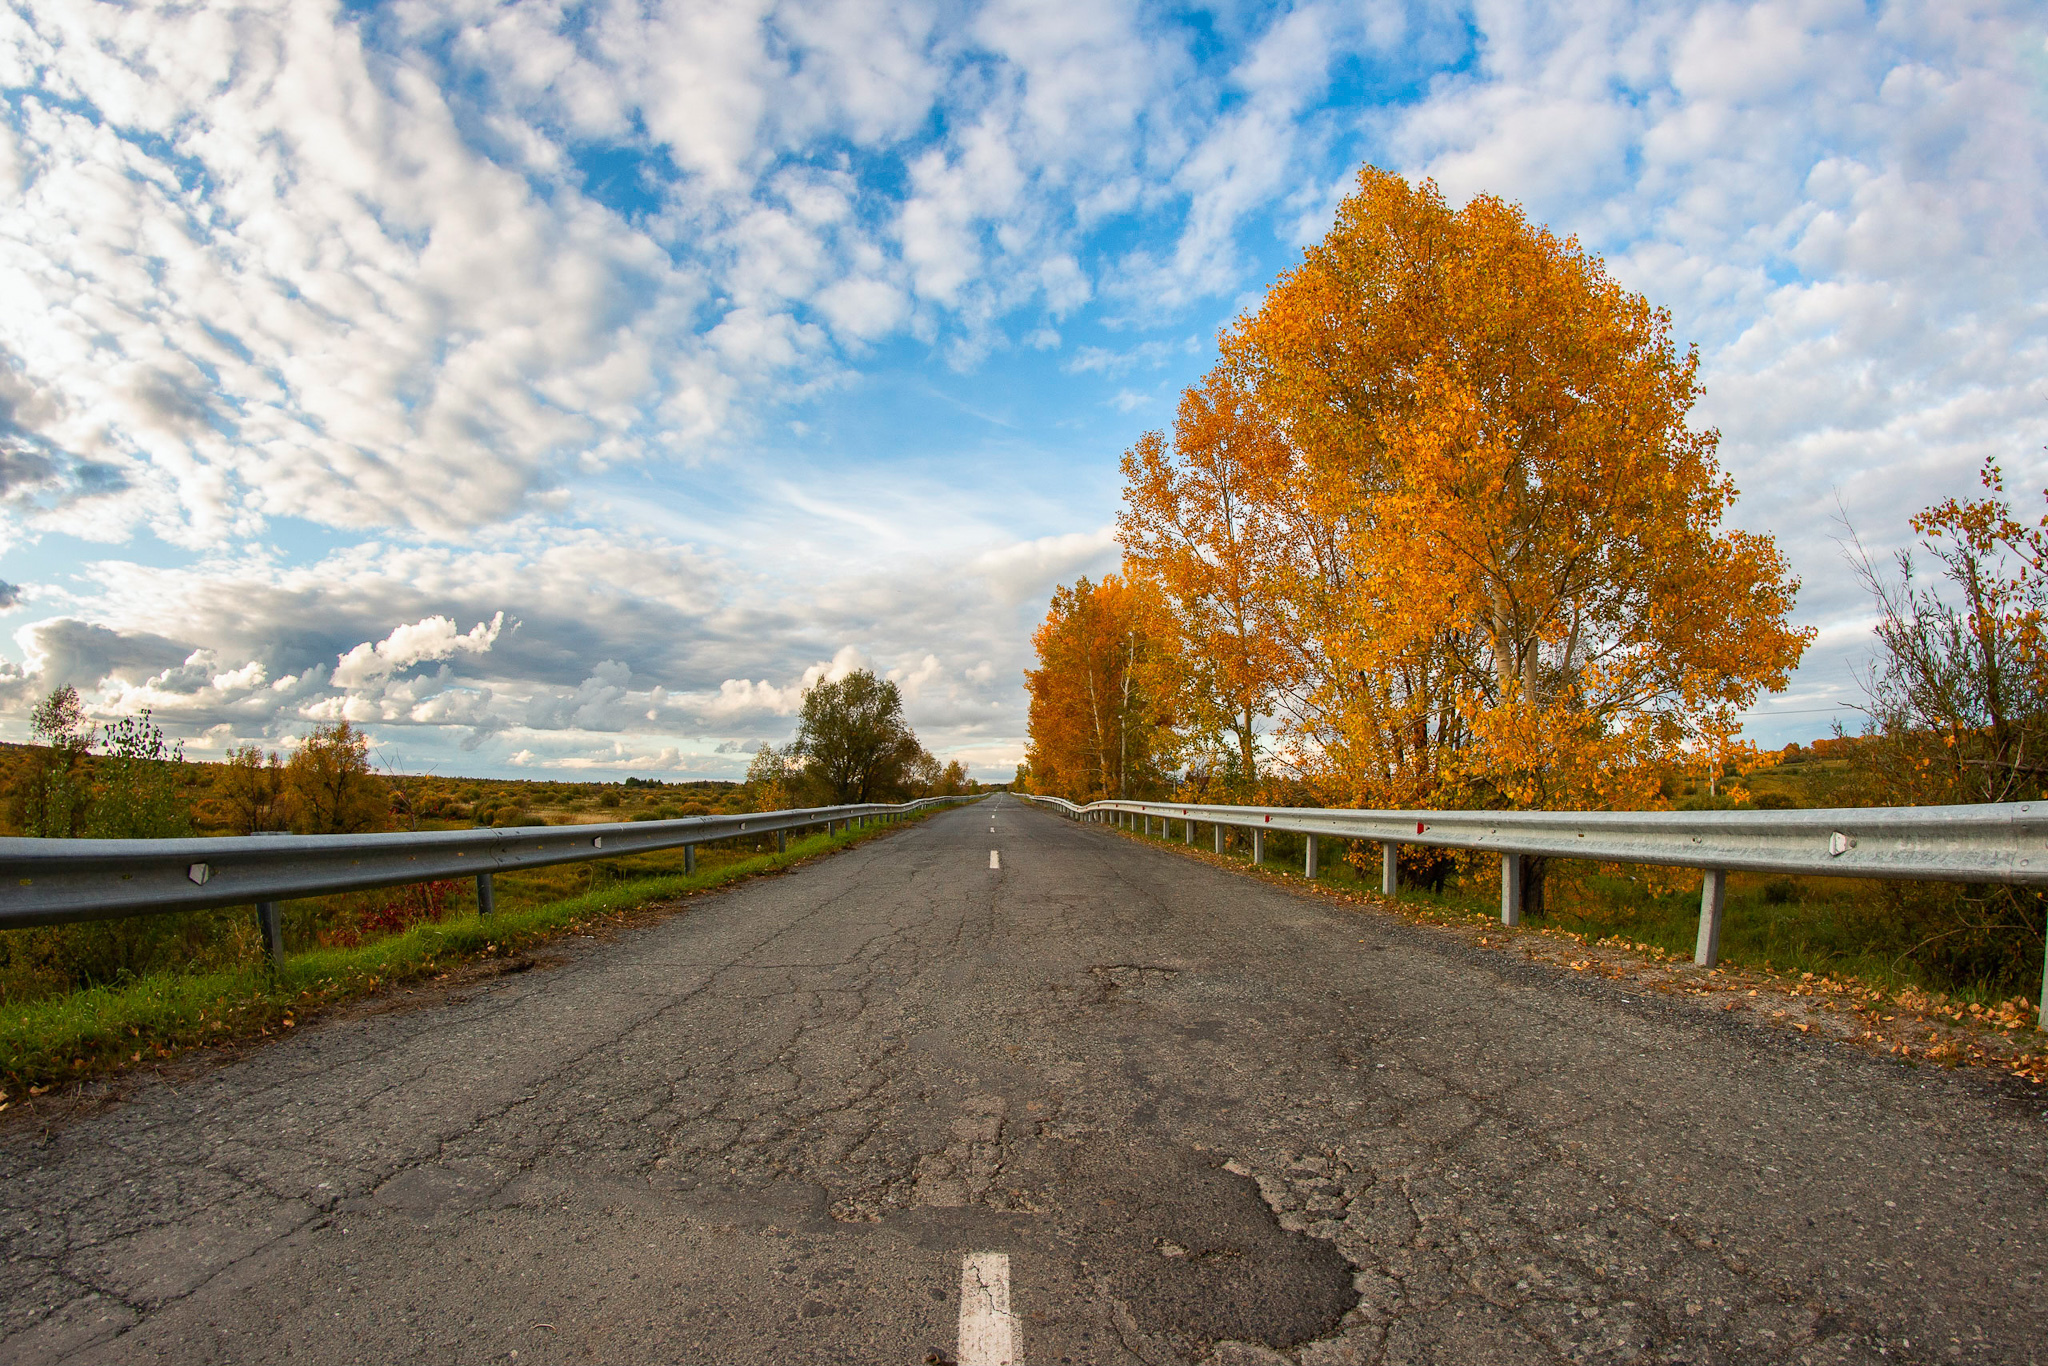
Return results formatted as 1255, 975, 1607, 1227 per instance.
16, 668, 976, 842
14, 686, 391, 839
1025, 167, 1812, 816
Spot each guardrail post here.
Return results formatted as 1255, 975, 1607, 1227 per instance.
1500, 855, 1523, 926
1213, 824, 1223, 854
1695, 869, 1726, 967
776, 830, 786, 853
1381, 843, 1398, 895
1305, 835, 1319, 879
258, 901, 284, 966
1185, 820, 1193, 845
684, 845, 696, 874
476, 872, 495, 917
1252, 828, 1264, 865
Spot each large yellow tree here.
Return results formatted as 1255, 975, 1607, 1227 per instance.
1023, 574, 1184, 802
1123, 167, 1810, 812
1118, 372, 1300, 792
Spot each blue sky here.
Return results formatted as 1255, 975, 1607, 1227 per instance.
0, 0, 2043, 781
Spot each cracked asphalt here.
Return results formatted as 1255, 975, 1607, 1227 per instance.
2, 794, 2045, 1365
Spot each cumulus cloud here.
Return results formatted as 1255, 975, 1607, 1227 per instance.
0, 0, 2040, 772
4, 510, 1102, 775
16, 618, 190, 693
332, 613, 507, 690
1374, 0, 2048, 741
0, 0, 1375, 553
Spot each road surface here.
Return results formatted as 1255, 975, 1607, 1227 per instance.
1, 794, 2042, 1364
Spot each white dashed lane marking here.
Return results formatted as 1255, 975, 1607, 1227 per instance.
958, 1252, 1019, 1366
989, 850, 1001, 870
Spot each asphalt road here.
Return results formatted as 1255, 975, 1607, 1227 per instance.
1, 794, 2044, 1365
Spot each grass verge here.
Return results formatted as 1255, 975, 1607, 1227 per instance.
0, 807, 955, 1103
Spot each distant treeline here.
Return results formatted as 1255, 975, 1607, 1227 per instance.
5, 665, 982, 841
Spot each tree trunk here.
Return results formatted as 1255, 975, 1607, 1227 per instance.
1522, 856, 1549, 918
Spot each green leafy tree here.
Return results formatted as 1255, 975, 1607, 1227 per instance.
791, 670, 924, 803
13, 686, 95, 837
85, 710, 192, 839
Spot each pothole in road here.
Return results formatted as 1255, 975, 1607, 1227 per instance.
1088, 965, 1181, 1002
1052, 1140, 1353, 1355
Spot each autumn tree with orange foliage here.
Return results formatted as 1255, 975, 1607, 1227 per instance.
1119, 372, 1301, 796
1117, 167, 1810, 832
1838, 457, 2048, 996
1856, 456, 2048, 805
1023, 574, 1184, 802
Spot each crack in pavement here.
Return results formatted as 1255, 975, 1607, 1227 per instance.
2, 796, 2045, 1364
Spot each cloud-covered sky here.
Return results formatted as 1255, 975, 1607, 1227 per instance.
1, 0, 2043, 780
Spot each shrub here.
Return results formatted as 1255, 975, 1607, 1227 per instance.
285, 723, 390, 834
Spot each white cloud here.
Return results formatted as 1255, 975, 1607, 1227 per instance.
1366, 0, 2048, 742
2, 0, 2042, 776
332, 613, 506, 689
972, 526, 1119, 605
0, 0, 1316, 552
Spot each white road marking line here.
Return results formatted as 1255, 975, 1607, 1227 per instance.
989, 850, 1001, 870
958, 1252, 1019, 1366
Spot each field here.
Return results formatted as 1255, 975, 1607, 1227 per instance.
0, 738, 754, 836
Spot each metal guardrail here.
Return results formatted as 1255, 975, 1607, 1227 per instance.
0, 795, 982, 959
1018, 795, 2048, 1004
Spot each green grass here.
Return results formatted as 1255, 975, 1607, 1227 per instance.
0, 807, 959, 1096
